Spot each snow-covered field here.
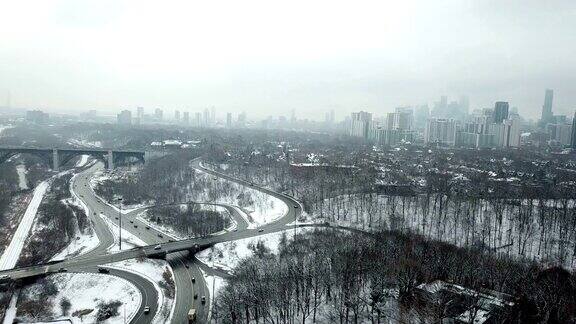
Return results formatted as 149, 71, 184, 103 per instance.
99, 214, 146, 252
16, 164, 28, 190
199, 269, 225, 321
197, 229, 306, 273
17, 273, 140, 324
108, 258, 176, 324
67, 139, 102, 148
75, 155, 89, 167
188, 168, 288, 227
0, 181, 49, 270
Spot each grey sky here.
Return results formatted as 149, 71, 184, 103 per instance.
0, 0, 575, 120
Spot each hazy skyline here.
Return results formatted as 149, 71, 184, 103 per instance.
1, 0, 575, 120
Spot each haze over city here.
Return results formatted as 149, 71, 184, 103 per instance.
1, 0, 576, 119
2, 1, 576, 324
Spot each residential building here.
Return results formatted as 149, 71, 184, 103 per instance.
117, 110, 132, 125
349, 111, 372, 139
424, 118, 456, 146
493, 101, 509, 124
26, 110, 49, 124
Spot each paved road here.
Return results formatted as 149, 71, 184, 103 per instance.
0, 158, 303, 323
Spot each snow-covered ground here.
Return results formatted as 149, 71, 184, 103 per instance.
16, 164, 28, 190
199, 269, 225, 322
197, 229, 306, 273
2, 293, 18, 324
189, 168, 288, 228
67, 139, 102, 148
136, 212, 182, 240
0, 125, 13, 137
316, 193, 576, 269
75, 155, 89, 167
0, 181, 49, 270
51, 179, 100, 260
17, 273, 140, 324
107, 258, 176, 324
100, 214, 146, 252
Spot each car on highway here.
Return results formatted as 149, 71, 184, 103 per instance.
258, 228, 264, 232
98, 268, 109, 274
201, 296, 206, 304
154, 244, 162, 250
0, 275, 11, 283
58, 267, 67, 272
193, 293, 198, 299
185, 263, 190, 269
294, 205, 299, 208
188, 308, 197, 323
191, 277, 195, 283
134, 225, 138, 228
129, 220, 134, 224
144, 306, 150, 314
145, 226, 150, 230
157, 234, 163, 238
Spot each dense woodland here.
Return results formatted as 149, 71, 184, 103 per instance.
214, 229, 576, 324
95, 150, 201, 205
147, 203, 231, 237
204, 140, 576, 268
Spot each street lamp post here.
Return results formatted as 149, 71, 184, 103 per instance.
117, 198, 123, 251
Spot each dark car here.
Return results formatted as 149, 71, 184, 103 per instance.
201, 296, 206, 304
158, 233, 163, 238
98, 268, 109, 274
58, 267, 67, 272
194, 293, 198, 299
191, 277, 195, 283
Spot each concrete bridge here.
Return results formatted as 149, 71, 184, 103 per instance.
0, 147, 145, 170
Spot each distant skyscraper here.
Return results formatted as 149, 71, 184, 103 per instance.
459, 96, 470, 115
226, 113, 232, 128
117, 110, 132, 125
194, 112, 202, 127
571, 112, 576, 150
183, 112, 190, 124
154, 108, 163, 121
137, 107, 144, 120
203, 108, 210, 126
493, 102, 509, 124
174, 110, 180, 121
210, 106, 216, 125
291, 109, 296, 124
541, 89, 554, 125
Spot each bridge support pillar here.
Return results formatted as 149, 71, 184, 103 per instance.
52, 149, 59, 171
107, 151, 114, 170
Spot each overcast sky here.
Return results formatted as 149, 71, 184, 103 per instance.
0, 0, 575, 120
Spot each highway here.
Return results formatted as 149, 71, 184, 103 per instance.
0, 158, 303, 323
